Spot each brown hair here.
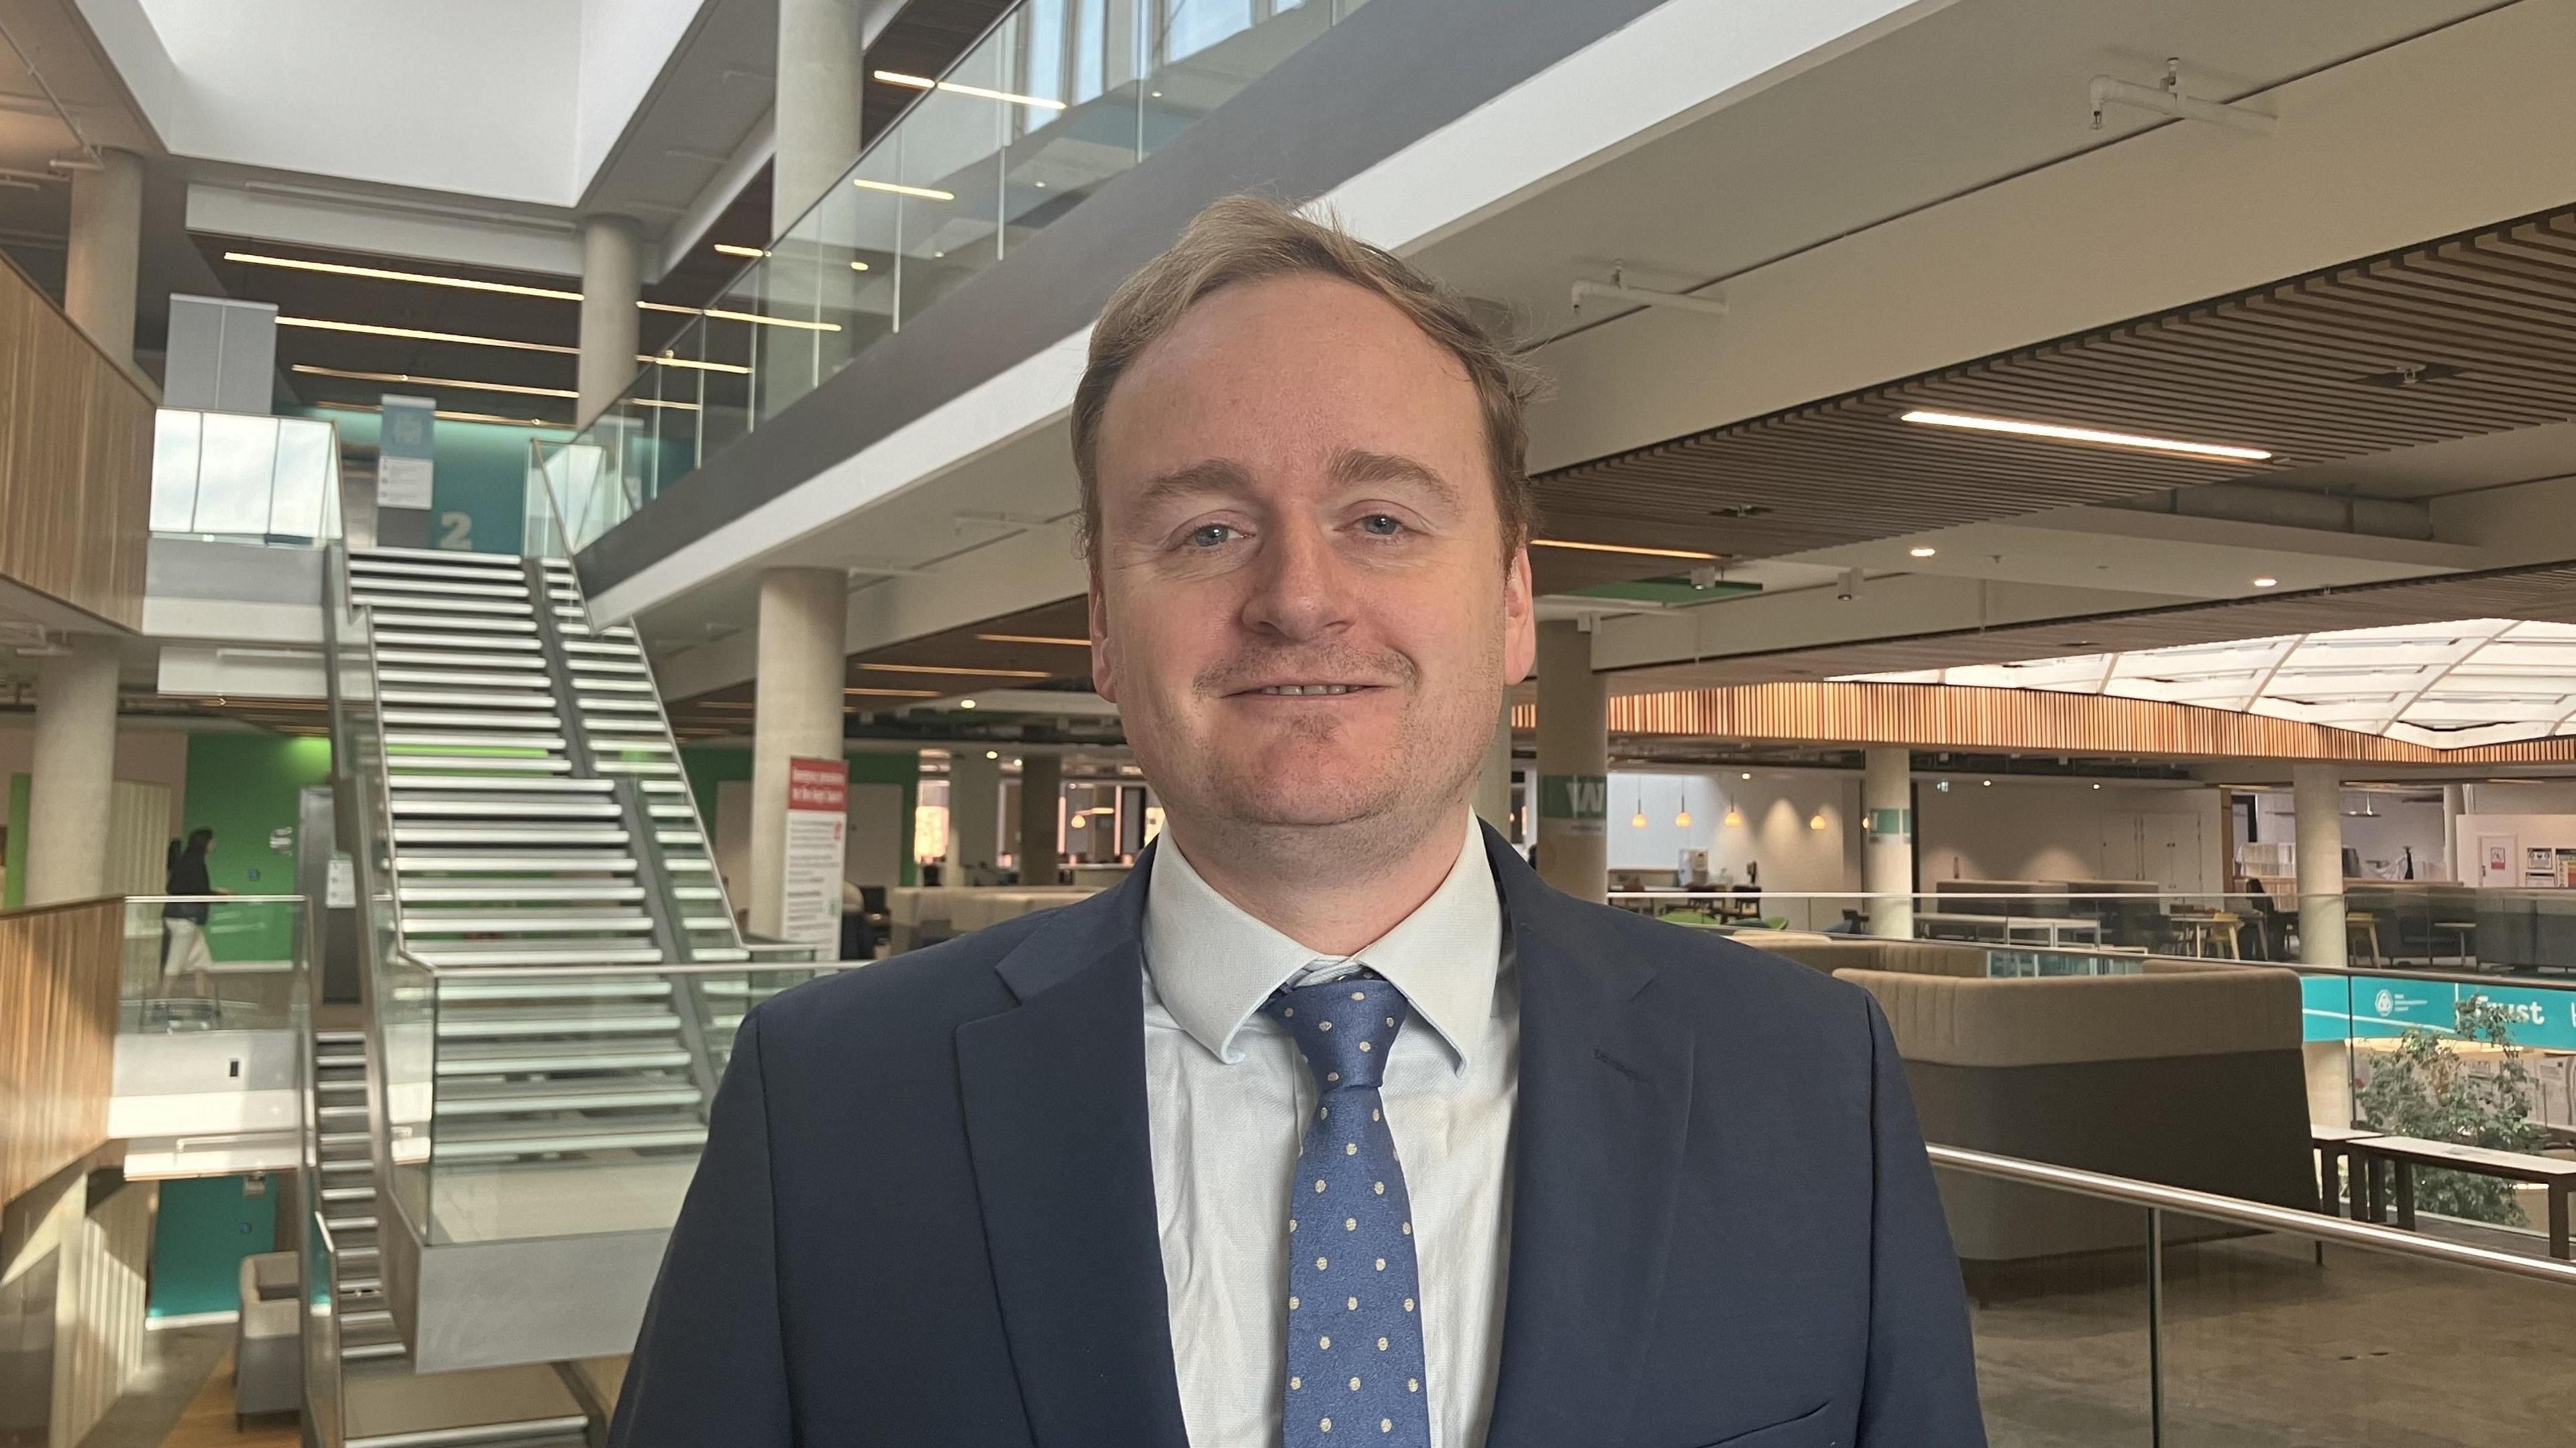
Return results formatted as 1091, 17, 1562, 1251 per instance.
1071, 194, 1540, 561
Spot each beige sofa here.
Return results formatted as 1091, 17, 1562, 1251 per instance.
1809, 951, 2314, 1272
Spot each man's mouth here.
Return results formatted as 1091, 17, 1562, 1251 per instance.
1248, 683, 1371, 696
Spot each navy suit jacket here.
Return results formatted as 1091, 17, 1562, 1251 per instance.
610, 829, 1985, 1448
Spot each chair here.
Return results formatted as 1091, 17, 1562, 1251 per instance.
234, 1251, 301, 1423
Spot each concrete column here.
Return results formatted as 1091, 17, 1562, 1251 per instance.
748, 568, 848, 936
2294, 764, 2347, 967
773, 0, 869, 232
1534, 620, 1608, 903
947, 750, 1001, 883
1472, 703, 1514, 838
577, 215, 645, 428
26, 639, 121, 905
1862, 746, 1914, 939
64, 149, 142, 368
2442, 783, 2467, 882
1016, 753, 1062, 886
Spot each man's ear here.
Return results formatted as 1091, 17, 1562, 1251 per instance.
1089, 575, 1120, 704
1501, 544, 1536, 685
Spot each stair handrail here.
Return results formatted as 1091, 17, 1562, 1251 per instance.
529, 490, 750, 955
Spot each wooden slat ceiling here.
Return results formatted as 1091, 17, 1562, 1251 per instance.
1616, 560, 2576, 691
1535, 209, 2576, 565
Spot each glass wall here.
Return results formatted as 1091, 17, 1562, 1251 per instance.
150, 410, 342, 543
540, 0, 1364, 553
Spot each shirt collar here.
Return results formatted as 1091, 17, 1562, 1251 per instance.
1142, 814, 1501, 1074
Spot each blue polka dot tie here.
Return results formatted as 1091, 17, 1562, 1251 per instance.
1265, 973, 1431, 1447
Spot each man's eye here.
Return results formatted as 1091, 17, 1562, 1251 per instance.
1358, 514, 1406, 537
1187, 524, 1238, 548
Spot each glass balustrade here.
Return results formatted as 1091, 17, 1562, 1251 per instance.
537, 0, 1366, 553
1939, 1146, 2576, 1445
110, 894, 313, 1178
151, 408, 343, 543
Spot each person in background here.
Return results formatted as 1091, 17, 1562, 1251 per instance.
162, 828, 221, 989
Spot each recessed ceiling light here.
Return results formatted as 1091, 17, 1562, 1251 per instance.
984, 750, 1000, 760
958, 699, 977, 709
714, 243, 768, 258
1982, 779, 1993, 787
1909, 546, 1937, 558
1898, 408, 2272, 462
1529, 538, 1721, 561
2253, 576, 2279, 588
872, 69, 1067, 111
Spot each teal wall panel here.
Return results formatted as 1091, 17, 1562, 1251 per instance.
148, 1174, 278, 1319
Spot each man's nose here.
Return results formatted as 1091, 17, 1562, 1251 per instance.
1238, 520, 1353, 641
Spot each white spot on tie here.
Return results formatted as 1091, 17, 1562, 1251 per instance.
1320, 1417, 1332, 1433
1284, 1008, 1293, 1017
1290, 1296, 1300, 1310
1317, 1256, 1328, 1270
1375, 1258, 1386, 1271
1320, 1107, 1329, 1119
1358, 1041, 1372, 1053
1291, 1376, 1303, 1390
1315, 1180, 1327, 1193
1328, 1072, 1341, 1082
1346, 1142, 1358, 1156
1377, 1335, 1389, 1350
1345, 1217, 1357, 1231
1401, 1221, 1411, 1235
1349, 1375, 1362, 1390
1351, 991, 1365, 1001
1346, 1296, 1358, 1311
1318, 1019, 1333, 1032
1291, 1219, 1299, 1232
1381, 1420, 1393, 1433
1320, 1336, 1331, 1350
1385, 1016, 1395, 1027
1373, 1182, 1385, 1195
1408, 1379, 1420, 1393
1371, 1109, 1381, 1121
1403, 1298, 1415, 1313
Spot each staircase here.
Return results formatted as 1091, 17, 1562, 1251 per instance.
315, 1027, 405, 1363
339, 546, 749, 1172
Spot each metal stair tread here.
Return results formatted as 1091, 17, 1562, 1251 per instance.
389, 825, 631, 844
390, 850, 637, 872
400, 882, 643, 902
434, 1009, 680, 1038
433, 1078, 702, 1115
368, 615, 537, 634
390, 776, 608, 793
430, 1120, 708, 1161
434, 978, 670, 1001
435, 1040, 692, 1072
407, 942, 665, 967
402, 910, 655, 934
380, 710, 570, 730
387, 756, 572, 775
388, 798, 621, 818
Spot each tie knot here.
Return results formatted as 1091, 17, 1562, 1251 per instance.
1264, 973, 1408, 1093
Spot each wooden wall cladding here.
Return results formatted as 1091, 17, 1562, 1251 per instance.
1578, 679, 2576, 767
0, 897, 123, 1207
0, 255, 153, 631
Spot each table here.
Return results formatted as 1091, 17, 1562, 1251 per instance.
2432, 920, 2478, 966
2346, 911, 2384, 967
2310, 1123, 2382, 1217
1915, 911, 2104, 948
2167, 909, 2245, 959
2346, 1133, 2576, 1260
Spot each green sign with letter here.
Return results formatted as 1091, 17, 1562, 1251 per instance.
1539, 773, 1607, 836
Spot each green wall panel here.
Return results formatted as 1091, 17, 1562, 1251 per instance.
680, 746, 920, 888
305, 408, 573, 557
148, 1174, 278, 1319
179, 734, 330, 962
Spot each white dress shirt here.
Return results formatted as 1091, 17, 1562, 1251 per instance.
1142, 816, 1517, 1448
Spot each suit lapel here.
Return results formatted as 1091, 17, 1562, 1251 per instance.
956, 861, 1191, 1448
1482, 835, 1696, 1448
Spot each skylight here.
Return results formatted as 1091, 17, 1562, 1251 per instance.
1841, 620, 2576, 749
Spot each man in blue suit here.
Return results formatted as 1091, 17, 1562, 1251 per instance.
610, 195, 1984, 1448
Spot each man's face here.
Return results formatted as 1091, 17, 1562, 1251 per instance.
1089, 273, 1536, 846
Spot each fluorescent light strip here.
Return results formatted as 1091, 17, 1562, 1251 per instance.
645, 353, 752, 375
843, 687, 943, 698
872, 69, 1067, 111
288, 364, 698, 411
315, 400, 559, 429
714, 244, 767, 258
853, 177, 957, 201
1898, 409, 2273, 461
232, 252, 837, 331
639, 300, 840, 333
975, 633, 1091, 647
858, 663, 1053, 678
278, 317, 576, 353
1529, 538, 1722, 561
225, 251, 580, 300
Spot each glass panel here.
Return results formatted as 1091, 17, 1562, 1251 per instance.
1003, 0, 1148, 250
1144, 0, 1330, 157
150, 408, 202, 531
1947, 1170, 2155, 1443
2158, 1209, 2576, 1443
270, 416, 337, 541
892, 30, 1010, 330
194, 412, 282, 537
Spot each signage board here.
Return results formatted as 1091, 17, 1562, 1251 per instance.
2301, 971, 2576, 1052
778, 757, 848, 950
1538, 773, 1607, 836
